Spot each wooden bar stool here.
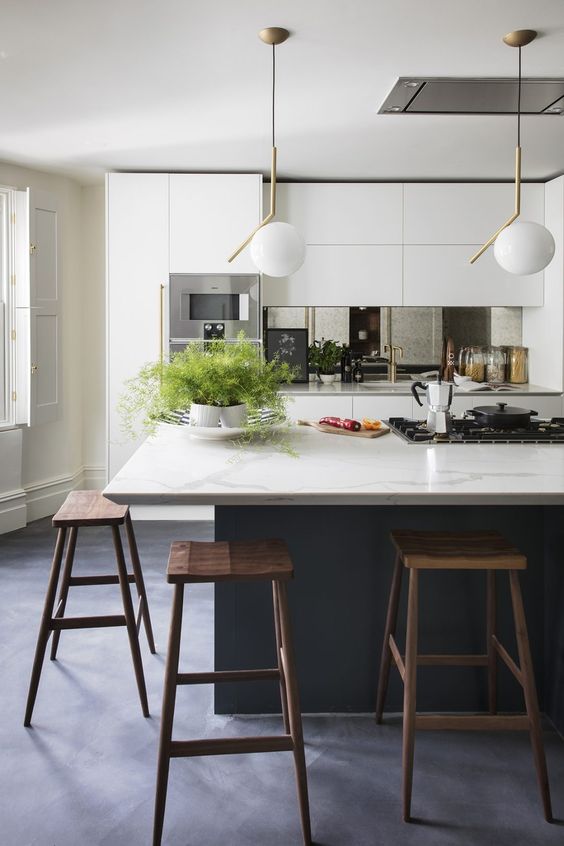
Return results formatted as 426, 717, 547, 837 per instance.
24, 491, 155, 726
375, 529, 552, 824
153, 538, 311, 846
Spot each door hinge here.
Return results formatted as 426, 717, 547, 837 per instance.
10, 274, 16, 286
11, 212, 15, 225
30, 243, 37, 255
11, 329, 16, 341
12, 391, 17, 402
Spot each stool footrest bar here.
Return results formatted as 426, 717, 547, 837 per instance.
169, 735, 294, 757
68, 574, 135, 586
415, 714, 530, 731
389, 635, 406, 681
51, 614, 127, 630
177, 668, 280, 685
492, 636, 523, 686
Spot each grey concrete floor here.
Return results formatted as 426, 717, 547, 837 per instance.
1, 517, 564, 846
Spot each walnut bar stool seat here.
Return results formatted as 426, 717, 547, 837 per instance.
375, 529, 552, 824
24, 491, 155, 726
153, 538, 311, 846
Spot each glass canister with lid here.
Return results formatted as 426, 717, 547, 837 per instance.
464, 346, 485, 382
506, 345, 529, 384
485, 346, 506, 384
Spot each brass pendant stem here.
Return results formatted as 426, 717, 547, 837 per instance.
469, 145, 522, 264
228, 146, 277, 263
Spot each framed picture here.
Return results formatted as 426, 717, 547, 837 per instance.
265, 328, 309, 383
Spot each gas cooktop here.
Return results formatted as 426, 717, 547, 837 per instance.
386, 417, 564, 444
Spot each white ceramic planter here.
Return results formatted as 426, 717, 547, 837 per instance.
319, 373, 336, 384
219, 403, 248, 428
190, 403, 221, 428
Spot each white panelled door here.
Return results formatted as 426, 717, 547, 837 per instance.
15, 188, 60, 426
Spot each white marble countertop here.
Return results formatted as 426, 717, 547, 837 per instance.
282, 381, 561, 396
103, 422, 564, 507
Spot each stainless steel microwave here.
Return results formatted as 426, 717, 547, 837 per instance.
169, 274, 260, 342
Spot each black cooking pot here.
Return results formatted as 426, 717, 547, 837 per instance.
468, 401, 538, 429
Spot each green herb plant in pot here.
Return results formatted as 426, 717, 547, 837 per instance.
118, 334, 295, 438
308, 339, 343, 384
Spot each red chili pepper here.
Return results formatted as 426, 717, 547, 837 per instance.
319, 416, 361, 432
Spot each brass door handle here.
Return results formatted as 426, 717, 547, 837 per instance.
31, 363, 38, 374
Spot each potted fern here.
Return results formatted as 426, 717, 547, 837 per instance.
308, 339, 343, 384
118, 335, 295, 437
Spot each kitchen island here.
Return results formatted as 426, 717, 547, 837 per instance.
104, 424, 564, 731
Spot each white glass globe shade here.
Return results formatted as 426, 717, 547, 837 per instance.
494, 220, 555, 275
250, 221, 305, 277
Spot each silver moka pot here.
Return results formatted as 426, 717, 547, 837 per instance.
411, 379, 454, 434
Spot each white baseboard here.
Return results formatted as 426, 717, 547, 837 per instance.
0, 488, 27, 534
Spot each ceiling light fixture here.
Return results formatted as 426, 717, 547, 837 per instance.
228, 27, 305, 277
470, 30, 555, 274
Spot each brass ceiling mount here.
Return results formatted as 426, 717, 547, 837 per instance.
503, 29, 537, 48
259, 27, 290, 46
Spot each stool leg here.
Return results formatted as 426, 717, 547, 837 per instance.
376, 553, 404, 723
273, 581, 291, 734
112, 525, 149, 717
50, 527, 78, 660
403, 568, 418, 823
24, 527, 67, 726
509, 570, 553, 822
275, 581, 312, 846
486, 570, 497, 714
125, 513, 157, 654
153, 583, 184, 846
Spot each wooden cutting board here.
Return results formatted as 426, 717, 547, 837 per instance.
297, 420, 390, 439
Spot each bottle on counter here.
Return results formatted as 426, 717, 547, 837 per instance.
353, 356, 364, 383
342, 346, 353, 383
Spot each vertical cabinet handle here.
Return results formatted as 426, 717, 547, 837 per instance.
159, 284, 165, 365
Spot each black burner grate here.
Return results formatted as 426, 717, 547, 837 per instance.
386, 417, 564, 444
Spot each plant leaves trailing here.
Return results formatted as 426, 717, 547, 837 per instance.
308, 338, 343, 375
118, 334, 298, 453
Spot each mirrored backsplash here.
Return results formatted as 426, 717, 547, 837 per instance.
265, 306, 523, 366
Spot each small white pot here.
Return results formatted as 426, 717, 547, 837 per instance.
190, 403, 221, 428
219, 403, 248, 428
319, 373, 336, 384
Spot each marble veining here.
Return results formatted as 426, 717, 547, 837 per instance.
103, 423, 564, 506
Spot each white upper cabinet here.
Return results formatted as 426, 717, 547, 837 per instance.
403, 183, 544, 244
107, 173, 169, 478
262, 245, 403, 307
276, 183, 403, 244
403, 244, 544, 306
169, 174, 262, 274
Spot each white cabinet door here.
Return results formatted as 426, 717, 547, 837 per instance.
263, 245, 403, 307
276, 183, 403, 244
284, 394, 353, 423
107, 173, 169, 479
352, 395, 413, 421
403, 245, 544, 307
169, 174, 261, 273
404, 183, 544, 244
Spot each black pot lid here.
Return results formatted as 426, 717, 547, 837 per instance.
473, 402, 533, 416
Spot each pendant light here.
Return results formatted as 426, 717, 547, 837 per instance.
470, 30, 555, 275
228, 27, 305, 277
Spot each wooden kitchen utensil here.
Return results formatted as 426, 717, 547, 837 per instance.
297, 420, 390, 439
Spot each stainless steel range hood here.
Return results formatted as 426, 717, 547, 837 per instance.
379, 77, 564, 115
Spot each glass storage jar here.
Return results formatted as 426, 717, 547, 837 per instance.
506, 346, 528, 384
458, 346, 470, 376
465, 346, 485, 382
485, 346, 506, 384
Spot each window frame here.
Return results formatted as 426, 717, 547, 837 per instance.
0, 185, 17, 430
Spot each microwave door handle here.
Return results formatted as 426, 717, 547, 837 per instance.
239, 294, 249, 321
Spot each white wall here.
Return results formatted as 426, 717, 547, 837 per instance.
0, 163, 106, 530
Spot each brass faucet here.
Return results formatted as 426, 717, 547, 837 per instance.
383, 343, 404, 383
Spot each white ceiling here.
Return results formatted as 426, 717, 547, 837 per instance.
1, 0, 564, 185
